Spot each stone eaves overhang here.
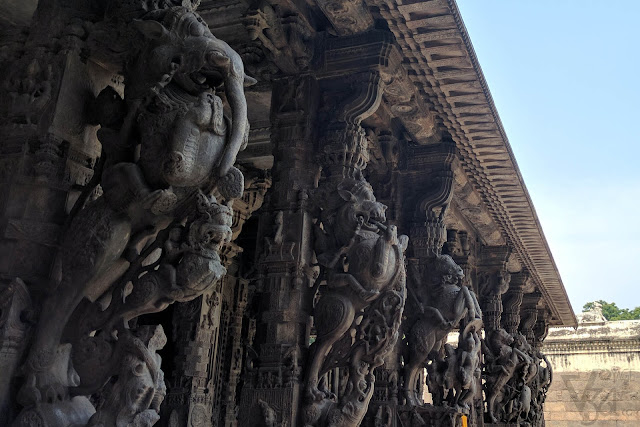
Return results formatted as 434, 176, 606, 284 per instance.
368, 0, 576, 326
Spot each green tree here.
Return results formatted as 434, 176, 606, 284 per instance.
583, 300, 640, 321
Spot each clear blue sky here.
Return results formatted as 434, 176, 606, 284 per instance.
456, 1, 640, 312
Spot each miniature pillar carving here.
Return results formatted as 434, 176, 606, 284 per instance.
238, 74, 319, 427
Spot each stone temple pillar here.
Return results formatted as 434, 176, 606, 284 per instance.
238, 74, 319, 426
2, 1, 256, 425
0, 0, 111, 418
0, 1, 105, 295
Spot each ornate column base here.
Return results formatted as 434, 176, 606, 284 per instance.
239, 382, 301, 426
396, 405, 464, 427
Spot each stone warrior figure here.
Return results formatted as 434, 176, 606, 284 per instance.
15, 3, 254, 425
302, 176, 408, 427
403, 254, 482, 406
452, 323, 482, 410
500, 334, 551, 425
483, 329, 532, 423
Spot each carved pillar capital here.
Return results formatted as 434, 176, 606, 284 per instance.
406, 141, 457, 259
477, 246, 511, 332
519, 291, 542, 344
534, 308, 552, 349
501, 270, 533, 334
316, 30, 402, 180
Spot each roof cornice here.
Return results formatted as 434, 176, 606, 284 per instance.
368, 0, 575, 326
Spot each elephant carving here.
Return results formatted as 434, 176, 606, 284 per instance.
18, 6, 252, 411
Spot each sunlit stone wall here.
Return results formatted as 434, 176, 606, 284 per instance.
543, 309, 640, 427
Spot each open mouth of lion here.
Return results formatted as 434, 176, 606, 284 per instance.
357, 213, 385, 231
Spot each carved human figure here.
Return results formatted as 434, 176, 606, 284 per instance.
425, 352, 447, 406
18, 5, 252, 411
455, 325, 482, 410
483, 328, 531, 423
403, 254, 482, 406
86, 326, 167, 427
441, 343, 458, 402
257, 399, 277, 427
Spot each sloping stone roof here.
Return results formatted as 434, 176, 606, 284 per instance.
370, 0, 575, 326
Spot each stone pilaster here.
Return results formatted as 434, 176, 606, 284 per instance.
221, 269, 250, 427
238, 74, 319, 427
0, 1, 114, 418
162, 293, 218, 427
0, 2, 106, 291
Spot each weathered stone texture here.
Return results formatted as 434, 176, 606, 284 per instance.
0, 0, 575, 426
543, 310, 640, 426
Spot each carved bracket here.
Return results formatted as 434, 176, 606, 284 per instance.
406, 140, 456, 258
316, 0, 374, 36
501, 270, 533, 334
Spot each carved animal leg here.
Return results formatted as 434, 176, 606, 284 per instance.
404, 320, 434, 406
105, 265, 175, 332
487, 387, 504, 424
330, 273, 378, 302
19, 202, 132, 406
306, 296, 355, 402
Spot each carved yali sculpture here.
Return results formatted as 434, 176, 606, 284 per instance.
403, 254, 482, 407
303, 177, 408, 427
17, 4, 253, 423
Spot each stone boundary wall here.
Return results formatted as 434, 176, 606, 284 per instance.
543, 316, 640, 426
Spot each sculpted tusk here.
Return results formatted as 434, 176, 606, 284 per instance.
218, 72, 247, 177
244, 74, 257, 87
